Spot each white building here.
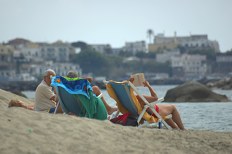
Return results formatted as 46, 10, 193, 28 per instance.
12, 41, 74, 62
0, 45, 15, 80
0, 70, 16, 81
215, 54, 232, 75
0, 45, 14, 63
15, 47, 43, 62
39, 41, 75, 62
156, 49, 180, 63
153, 33, 220, 52
28, 61, 82, 77
171, 54, 207, 80
216, 54, 232, 63
123, 41, 147, 55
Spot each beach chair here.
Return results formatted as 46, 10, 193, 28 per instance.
51, 76, 107, 120
104, 80, 172, 129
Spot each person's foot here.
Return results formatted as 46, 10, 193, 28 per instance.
8, 100, 23, 108
180, 128, 186, 131
107, 106, 118, 115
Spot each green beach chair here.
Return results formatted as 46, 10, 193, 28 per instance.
51, 76, 107, 120
105, 80, 171, 129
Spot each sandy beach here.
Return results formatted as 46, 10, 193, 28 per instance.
0, 89, 232, 154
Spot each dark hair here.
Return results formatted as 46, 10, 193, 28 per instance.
67, 71, 78, 78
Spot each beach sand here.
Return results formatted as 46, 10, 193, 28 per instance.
0, 89, 232, 154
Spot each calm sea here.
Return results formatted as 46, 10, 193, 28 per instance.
22, 85, 232, 132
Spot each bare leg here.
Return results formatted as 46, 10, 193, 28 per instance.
171, 106, 185, 130
135, 84, 185, 130
157, 104, 185, 130
165, 119, 179, 129
92, 86, 117, 115
8, 100, 34, 110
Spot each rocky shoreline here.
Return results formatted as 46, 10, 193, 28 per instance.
164, 81, 230, 102
1, 77, 232, 102
206, 77, 232, 90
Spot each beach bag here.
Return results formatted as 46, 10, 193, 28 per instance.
110, 113, 138, 126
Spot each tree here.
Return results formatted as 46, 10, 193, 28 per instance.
226, 49, 232, 54
73, 49, 110, 76
135, 51, 146, 58
147, 29, 154, 44
144, 61, 171, 73
71, 41, 88, 50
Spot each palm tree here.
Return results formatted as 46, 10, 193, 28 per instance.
147, 29, 154, 44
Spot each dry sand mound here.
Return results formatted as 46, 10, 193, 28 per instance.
0, 89, 232, 154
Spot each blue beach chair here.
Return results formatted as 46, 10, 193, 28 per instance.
51, 76, 107, 120
105, 80, 171, 129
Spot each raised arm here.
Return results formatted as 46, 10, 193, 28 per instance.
143, 81, 158, 100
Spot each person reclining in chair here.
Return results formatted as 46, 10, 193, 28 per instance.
129, 77, 185, 130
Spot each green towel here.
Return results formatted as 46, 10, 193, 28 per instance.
75, 91, 107, 120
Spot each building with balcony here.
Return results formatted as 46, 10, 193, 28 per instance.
0, 45, 14, 64
214, 53, 232, 75
171, 54, 207, 80
40, 42, 74, 62
28, 61, 82, 78
123, 41, 147, 55
156, 49, 180, 63
148, 32, 220, 53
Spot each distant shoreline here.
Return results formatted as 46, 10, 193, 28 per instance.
1, 77, 225, 92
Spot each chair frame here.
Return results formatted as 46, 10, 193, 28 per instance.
105, 80, 172, 130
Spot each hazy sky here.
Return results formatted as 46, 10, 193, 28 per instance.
0, 0, 231, 52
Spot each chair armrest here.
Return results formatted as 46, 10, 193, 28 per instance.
97, 93, 103, 98
150, 97, 164, 106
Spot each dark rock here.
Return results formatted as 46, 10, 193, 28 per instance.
164, 81, 229, 102
206, 77, 232, 90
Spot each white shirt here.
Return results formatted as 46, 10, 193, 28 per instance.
34, 80, 56, 111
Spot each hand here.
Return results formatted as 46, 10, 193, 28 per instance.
128, 77, 134, 83
51, 100, 57, 106
50, 95, 56, 101
143, 80, 150, 87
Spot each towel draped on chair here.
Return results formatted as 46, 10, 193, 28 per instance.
51, 76, 107, 120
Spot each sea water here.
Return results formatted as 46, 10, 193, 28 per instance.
22, 85, 232, 132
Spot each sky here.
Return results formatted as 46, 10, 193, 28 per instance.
0, 0, 232, 52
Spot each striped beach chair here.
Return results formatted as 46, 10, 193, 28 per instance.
104, 80, 171, 129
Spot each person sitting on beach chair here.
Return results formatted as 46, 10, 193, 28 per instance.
129, 77, 185, 130
9, 69, 62, 113
9, 70, 117, 116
